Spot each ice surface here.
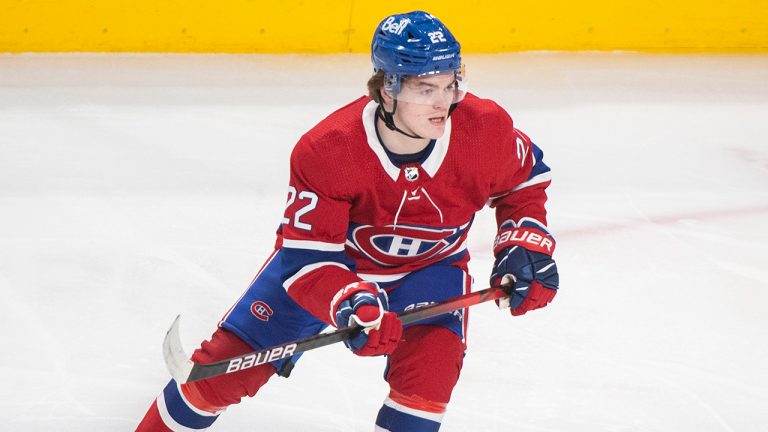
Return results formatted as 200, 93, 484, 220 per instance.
1, 52, 767, 431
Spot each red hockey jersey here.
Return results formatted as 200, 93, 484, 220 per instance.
277, 93, 551, 324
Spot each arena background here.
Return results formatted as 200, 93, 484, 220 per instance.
2, 2, 768, 432
1, 0, 767, 53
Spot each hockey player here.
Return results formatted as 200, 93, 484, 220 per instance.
137, 10, 559, 432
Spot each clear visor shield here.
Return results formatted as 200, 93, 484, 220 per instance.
386, 65, 468, 106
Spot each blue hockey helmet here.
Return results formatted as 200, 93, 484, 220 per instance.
371, 11, 464, 95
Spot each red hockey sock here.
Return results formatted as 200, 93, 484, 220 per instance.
136, 328, 276, 431
386, 324, 465, 405
135, 400, 174, 432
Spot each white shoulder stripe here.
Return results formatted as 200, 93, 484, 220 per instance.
511, 171, 552, 192
282, 238, 345, 252
283, 261, 349, 291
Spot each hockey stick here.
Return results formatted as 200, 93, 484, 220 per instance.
163, 285, 511, 384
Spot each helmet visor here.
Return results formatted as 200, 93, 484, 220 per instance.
386, 66, 468, 106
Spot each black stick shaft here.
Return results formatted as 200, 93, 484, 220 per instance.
184, 286, 510, 383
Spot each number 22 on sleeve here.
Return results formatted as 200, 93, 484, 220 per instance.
282, 186, 318, 231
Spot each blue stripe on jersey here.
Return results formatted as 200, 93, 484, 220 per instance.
162, 380, 218, 429
376, 403, 442, 432
280, 246, 356, 285
528, 143, 551, 180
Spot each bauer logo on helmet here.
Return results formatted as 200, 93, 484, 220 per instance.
432, 53, 455, 61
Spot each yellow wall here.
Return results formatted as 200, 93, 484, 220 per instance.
1, 0, 767, 53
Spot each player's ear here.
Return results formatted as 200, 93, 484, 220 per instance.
378, 89, 395, 109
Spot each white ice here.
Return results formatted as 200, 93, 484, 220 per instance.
1, 52, 767, 431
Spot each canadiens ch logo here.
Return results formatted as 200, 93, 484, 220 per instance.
350, 224, 465, 267
404, 167, 419, 182
250, 301, 273, 321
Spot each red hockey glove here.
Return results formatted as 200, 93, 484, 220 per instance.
490, 219, 559, 316
333, 282, 403, 356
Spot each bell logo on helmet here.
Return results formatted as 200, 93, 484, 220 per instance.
381, 17, 410, 36
372, 11, 462, 95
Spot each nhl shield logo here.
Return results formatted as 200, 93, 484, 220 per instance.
404, 167, 419, 182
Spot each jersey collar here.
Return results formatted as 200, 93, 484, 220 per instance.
362, 100, 451, 182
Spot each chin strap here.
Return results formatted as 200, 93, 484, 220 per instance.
448, 101, 459, 117
376, 100, 424, 140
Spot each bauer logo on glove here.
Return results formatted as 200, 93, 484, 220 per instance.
490, 218, 560, 316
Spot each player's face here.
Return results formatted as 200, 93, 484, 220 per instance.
392, 73, 459, 139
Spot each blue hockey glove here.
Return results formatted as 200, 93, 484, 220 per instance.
333, 282, 403, 356
490, 218, 559, 316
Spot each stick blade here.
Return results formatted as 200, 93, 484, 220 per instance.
162, 315, 194, 384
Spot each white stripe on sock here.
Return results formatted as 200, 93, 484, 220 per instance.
383, 397, 445, 424
156, 393, 208, 432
